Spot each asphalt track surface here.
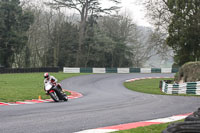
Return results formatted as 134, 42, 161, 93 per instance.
1, 73, 200, 133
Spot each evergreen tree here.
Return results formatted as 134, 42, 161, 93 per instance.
0, 0, 34, 67
166, 0, 200, 66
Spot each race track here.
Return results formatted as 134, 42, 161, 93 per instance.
0, 73, 200, 133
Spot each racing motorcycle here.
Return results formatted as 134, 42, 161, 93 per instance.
44, 81, 68, 102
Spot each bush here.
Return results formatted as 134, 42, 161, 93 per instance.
175, 61, 200, 83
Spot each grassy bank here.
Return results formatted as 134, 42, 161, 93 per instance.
124, 78, 200, 97
115, 120, 183, 133
124, 78, 173, 95
0, 72, 87, 102
115, 122, 169, 133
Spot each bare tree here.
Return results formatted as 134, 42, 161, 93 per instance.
144, 0, 171, 32
21, 0, 68, 67
140, 0, 174, 67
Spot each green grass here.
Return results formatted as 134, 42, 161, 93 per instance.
124, 78, 200, 97
124, 78, 173, 95
114, 120, 184, 133
0, 72, 88, 102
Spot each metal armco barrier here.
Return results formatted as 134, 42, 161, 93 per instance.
0, 67, 59, 73
63, 67, 179, 73
163, 108, 200, 133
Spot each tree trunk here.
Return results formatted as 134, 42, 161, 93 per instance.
76, 23, 85, 67
75, 1, 88, 67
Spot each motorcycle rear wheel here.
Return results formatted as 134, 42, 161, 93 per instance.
63, 96, 68, 101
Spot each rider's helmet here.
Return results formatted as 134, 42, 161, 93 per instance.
44, 73, 49, 79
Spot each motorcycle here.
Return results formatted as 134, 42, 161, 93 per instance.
44, 81, 68, 102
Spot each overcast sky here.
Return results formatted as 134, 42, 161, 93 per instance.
25, 0, 151, 27
120, 0, 151, 27
101, 0, 150, 27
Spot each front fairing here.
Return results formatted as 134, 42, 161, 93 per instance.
44, 82, 53, 91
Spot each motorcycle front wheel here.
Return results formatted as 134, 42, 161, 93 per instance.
49, 92, 59, 102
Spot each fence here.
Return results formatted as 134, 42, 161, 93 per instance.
63, 67, 179, 73
0, 67, 59, 74
161, 81, 200, 95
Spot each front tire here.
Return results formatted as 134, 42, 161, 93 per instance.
49, 92, 59, 102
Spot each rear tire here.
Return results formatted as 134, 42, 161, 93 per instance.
49, 92, 59, 102
63, 96, 68, 101
56, 89, 68, 101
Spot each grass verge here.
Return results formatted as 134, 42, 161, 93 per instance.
124, 78, 200, 97
124, 78, 173, 95
0, 72, 88, 102
114, 120, 184, 133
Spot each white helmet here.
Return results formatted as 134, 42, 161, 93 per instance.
44, 73, 49, 79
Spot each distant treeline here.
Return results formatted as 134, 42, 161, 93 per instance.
0, 0, 167, 68
0, 67, 59, 74
1, 0, 199, 68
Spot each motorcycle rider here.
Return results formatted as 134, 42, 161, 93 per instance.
44, 73, 66, 96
